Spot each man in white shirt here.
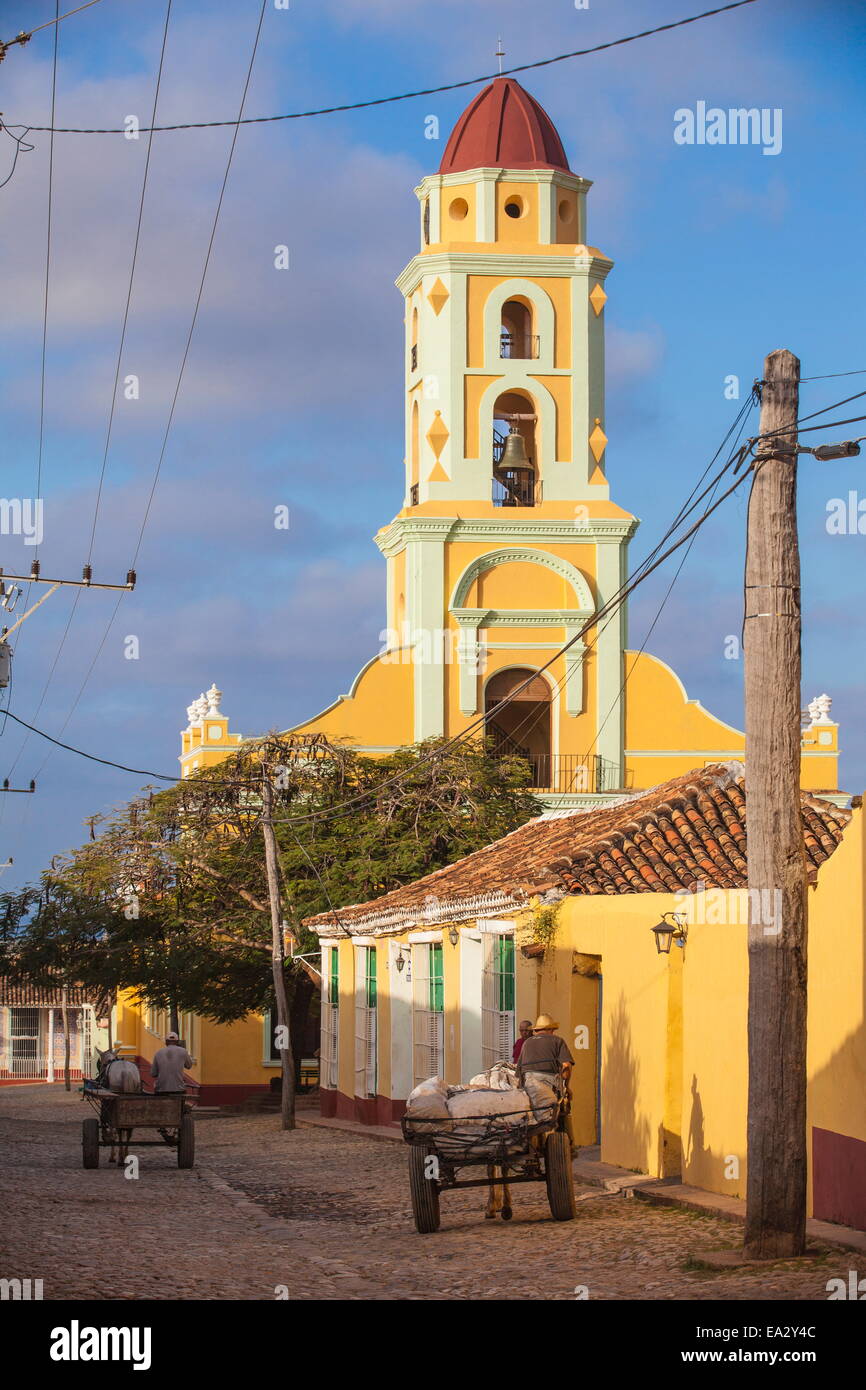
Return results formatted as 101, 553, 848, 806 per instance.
150, 1031, 194, 1092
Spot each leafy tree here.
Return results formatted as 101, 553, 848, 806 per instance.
3, 735, 538, 1123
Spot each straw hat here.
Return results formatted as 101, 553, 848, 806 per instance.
533, 1014, 559, 1032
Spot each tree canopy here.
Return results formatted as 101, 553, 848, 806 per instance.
1, 735, 539, 1024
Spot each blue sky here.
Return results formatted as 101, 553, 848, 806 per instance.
0, 0, 864, 890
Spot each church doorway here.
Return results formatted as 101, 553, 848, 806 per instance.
484, 668, 551, 788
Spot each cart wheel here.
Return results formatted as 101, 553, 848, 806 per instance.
177, 1114, 195, 1169
82, 1118, 100, 1169
545, 1131, 576, 1221
408, 1145, 440, 1234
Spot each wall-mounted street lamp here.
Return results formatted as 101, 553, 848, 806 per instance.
650, 912, 688, 954
447, 925, 459, 947
395, 948, 407, 973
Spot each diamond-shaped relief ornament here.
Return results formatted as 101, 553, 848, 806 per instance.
589, 417, 608, 463
589, 283, 607, 316
427, 277, 449, 316
426, 410, 450, 459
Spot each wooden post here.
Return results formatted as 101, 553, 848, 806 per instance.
261, 772, 296, 1131
743, 347, 808, 1258
61, 983, 71, 1091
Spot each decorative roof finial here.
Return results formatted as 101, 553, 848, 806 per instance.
206, 683, 222, 716
808, 693, 833, 725
496, 37, 505, 75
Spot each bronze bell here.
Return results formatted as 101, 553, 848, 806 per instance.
500, 425, 531, 469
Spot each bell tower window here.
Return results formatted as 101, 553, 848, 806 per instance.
410, 400, 420, 504
500, 299, 539, 360
492, 391, 538, 508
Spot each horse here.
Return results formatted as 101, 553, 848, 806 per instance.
96, 1048, 141, 1164
484, 1165, 512, 1221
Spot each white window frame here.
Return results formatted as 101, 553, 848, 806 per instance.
320, 945, 340, 1090
412, 941, 444, 1085
354, 945, 377, 1099
481, 929, 516, 1069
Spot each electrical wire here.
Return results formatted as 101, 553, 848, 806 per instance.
130, 0, 268, 570
36, 0, 59, 553
0, 710, 176, 779
87, 0, 174, 566
585, 396, 757, 765
6, 2, 268, 801
1, 2, 173, 786
268, 453, 757, 832
801, 370, 866, 383
0, 430, 755, 794
1, 0, 107, 49
0, 124, 35, 188
15, 2, 760, 134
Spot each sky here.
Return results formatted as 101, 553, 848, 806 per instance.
0, 0, 865, 890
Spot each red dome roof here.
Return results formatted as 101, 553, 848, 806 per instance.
439, 77, 570, 175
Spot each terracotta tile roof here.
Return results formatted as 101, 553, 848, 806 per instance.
0, 978, 111, 1010
306, 763, 852, 936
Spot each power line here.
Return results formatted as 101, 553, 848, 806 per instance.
2, 2, 173, 786
0, 123, 35, 188
801, 370, 866, 383
14, 2, 760, 134
0, 436, 753, 797
0, 0, 107, 58
0, 710, 175, 780
585, 396, 757, 765
9, 1, 267, 797
36, 1, 59, 544
87, 0, 174, 566
130, 0, 268, 570
0, 5, 60, 803
269, 447, 758, 833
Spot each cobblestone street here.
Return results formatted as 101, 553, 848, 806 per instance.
0, 1086, 855, 1301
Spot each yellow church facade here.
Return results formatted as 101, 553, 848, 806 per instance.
117, 78, 844, 1105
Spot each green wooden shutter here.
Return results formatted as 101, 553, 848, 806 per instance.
429, 942, 444, 1012
330, 948, 339, 1009
366, 947, 377, 1008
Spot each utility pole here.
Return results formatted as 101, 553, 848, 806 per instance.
261, 771, 296, 1131
743, 348, 808, 1258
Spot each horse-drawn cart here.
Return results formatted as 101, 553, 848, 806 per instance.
401, 1077, 576, 1233
81, 1087, 195, 1169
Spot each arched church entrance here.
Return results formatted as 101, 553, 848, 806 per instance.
484, 668, 551, 788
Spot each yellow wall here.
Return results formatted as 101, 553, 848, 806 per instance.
115, 988, 276, 1090
322, 805, 864, 1223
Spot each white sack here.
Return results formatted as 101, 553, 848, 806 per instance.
406, 1075, 451, 1132
522, 1071, 559, 1124
447, 1088, 530, 1125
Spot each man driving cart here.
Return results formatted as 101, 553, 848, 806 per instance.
517, 1014, 574, 1143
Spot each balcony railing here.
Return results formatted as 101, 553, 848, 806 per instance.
492, 471, 541, 507
500, 333, 540, 360
493, 749, 620, 795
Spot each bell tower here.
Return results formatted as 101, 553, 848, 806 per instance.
376, 77, 638, 790
288, 77, 811, 803
398, 77, 612, 508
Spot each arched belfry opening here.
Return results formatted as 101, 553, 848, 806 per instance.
485, 668, 551, 788
500, 298, 538, 360
493, 390, 538, 507
410, 399, 420, 503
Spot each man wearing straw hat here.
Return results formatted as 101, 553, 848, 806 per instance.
518, 1015, 574, 1143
